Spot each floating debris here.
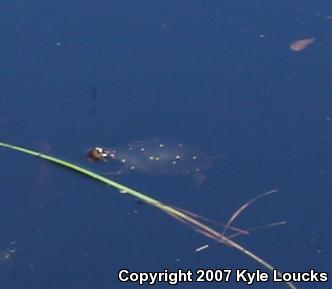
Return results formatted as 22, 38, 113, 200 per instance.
195, 244, 209, 252
290, 38, 315, 52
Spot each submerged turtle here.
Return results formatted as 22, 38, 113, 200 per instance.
88, 138, 218, 178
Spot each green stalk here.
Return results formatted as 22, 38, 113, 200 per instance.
0, 141, 298, 289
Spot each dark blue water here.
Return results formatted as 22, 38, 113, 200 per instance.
0, 1, 330, 288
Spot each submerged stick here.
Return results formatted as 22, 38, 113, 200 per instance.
0, 142, 298, 289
